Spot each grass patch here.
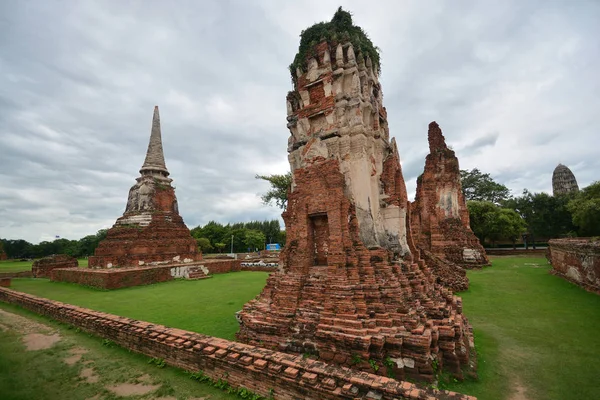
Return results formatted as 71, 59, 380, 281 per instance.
0, 258, 88, 272
445, 256, 600, 400
10, 272, 269, 340
0, 302, 236, 400
0, 260, 33, 273
7, 257, 600, 399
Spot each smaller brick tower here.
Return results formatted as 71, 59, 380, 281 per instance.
89, 107, 200, 268
411, 122, 489, 274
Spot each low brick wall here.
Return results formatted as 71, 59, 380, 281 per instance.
32, 254, 78, 278
0, 278, 10, 287
202, 259, 241, 274
51, 266, 174, 289
0, 287, 473, 400
548, 238, 600, 294
50, 260, 244, 290
0, 270, 33, 279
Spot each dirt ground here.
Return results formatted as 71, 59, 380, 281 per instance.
0, 307, 227, 400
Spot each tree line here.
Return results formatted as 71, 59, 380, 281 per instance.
1, 218, 286, 260
0, 229, 108, 260
461, 168, 600, 247
190, 220, 285, 253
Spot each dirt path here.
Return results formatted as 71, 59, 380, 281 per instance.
0, 307, 227, 399
0, 308, 61, 350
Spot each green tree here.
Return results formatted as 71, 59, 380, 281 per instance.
244, 230, 266, 251
460, 168, 511, 204
567, 181, 600, 236
504, 190, 576, 239
214, 242, 226, 253
467, 201, 526, 246
256, 172, 292, 209
196, 237, 213, 253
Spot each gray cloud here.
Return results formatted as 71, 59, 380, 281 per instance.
1, 0, 599, 243
459, 132, 500, 154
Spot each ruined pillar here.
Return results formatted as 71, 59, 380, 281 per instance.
237, 9, 476, 383
410, 122, 490, 276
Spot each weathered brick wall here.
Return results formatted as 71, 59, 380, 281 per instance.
202, 259, 241, 274
50, 260, 243, 289
0, 278, 10, 287
419, 250, 468, 292
32, 254, 78, 278
89, 184, 201, 268
51, 266, 174, 289
548, 238, 600, 294
0, 287, 474, 400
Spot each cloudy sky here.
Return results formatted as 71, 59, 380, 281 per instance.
1, 0, 598, 243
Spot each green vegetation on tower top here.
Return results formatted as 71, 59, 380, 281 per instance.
289, 7, 381, 79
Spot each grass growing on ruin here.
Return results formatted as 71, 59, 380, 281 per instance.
9, 272, 269, 340
0, 302, 236, 400
445, 256, 600, 400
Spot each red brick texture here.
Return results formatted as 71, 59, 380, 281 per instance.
0, 287, 475, 400
0, 278, 10, 287
89, 186, 200, 268
237, 40, 476, 383
238, 160, 476, 382
548, 238, 600, 295
411, 122, 489, 277
51, 266, 173, 289
203, 259, 241, 274
32, 254, 78, 278
50, 260, 242, 290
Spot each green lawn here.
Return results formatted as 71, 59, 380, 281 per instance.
0, 258, 88, 273
6, 258, 600, 400
445, 257, 600, 400
0, 303, 236, 400
0, 260, 34, 273
9, 272, 269, 340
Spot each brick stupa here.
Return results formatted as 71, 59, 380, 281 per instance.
411, 123, 489, 274
89, 107, 200, 268
237, 10, 476, 383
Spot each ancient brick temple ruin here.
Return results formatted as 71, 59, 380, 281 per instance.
552, 163, 579, 196
89, 107, 200, 268
410, 123, 489, 284
32, 254, 78, 278
0, 242, 7, 260
237, 11, 476, 383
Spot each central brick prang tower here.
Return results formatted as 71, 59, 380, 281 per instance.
237, 9, 476, 382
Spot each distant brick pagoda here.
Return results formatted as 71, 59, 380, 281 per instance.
410, 122, 489, 278
89, 107, 200, 268
552, 163, 579, 196
237, 10, 476, 383
0, 242, 7, 260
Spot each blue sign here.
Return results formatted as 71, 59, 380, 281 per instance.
266, 243, 281, 251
